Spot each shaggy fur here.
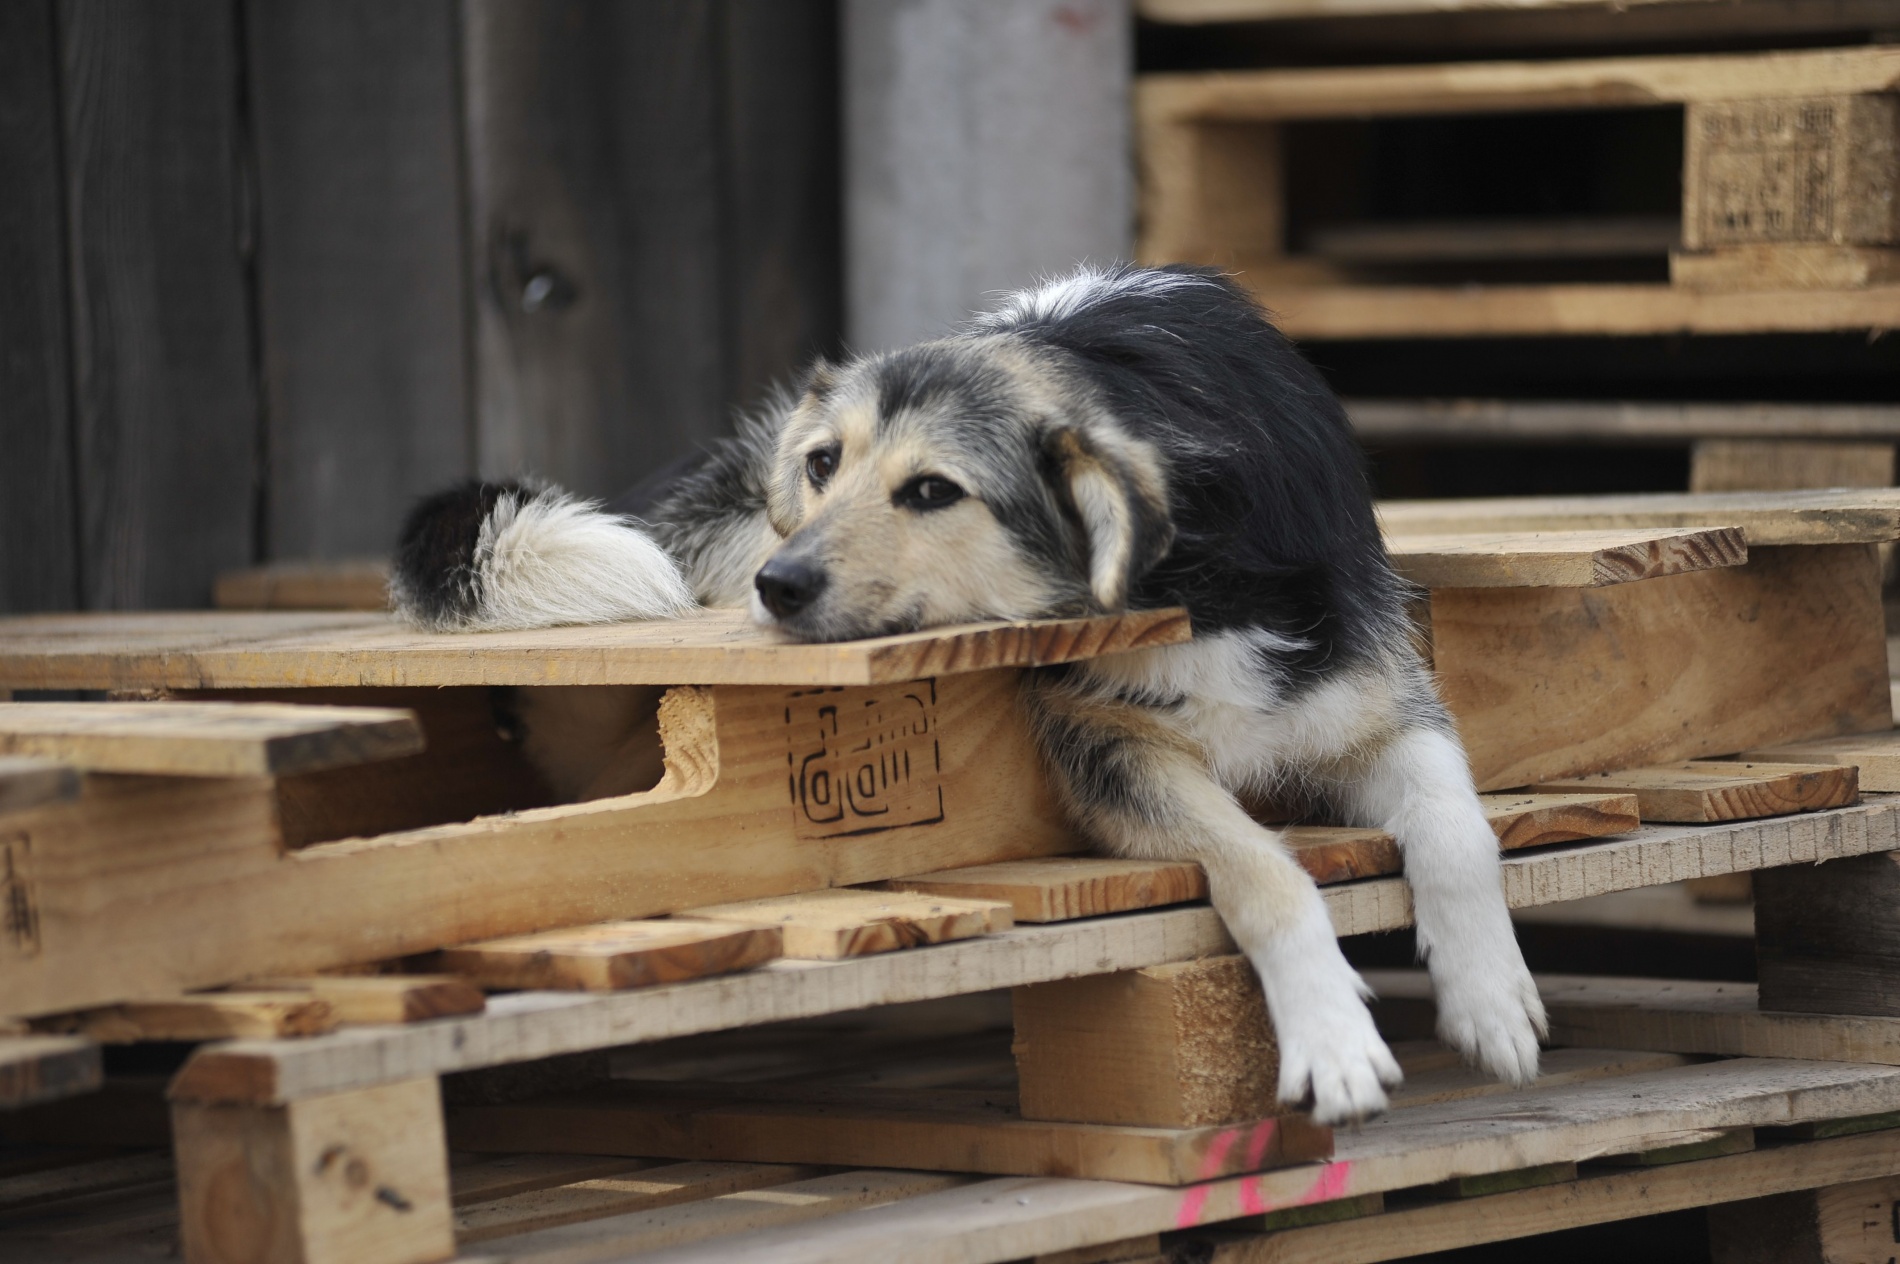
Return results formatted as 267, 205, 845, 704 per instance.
390, 263, 1546, 1123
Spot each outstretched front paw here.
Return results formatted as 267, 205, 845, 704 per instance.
1432, 953, 1546, 1087
1274, 991, 1403, 1125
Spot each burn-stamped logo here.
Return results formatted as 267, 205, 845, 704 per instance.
785, 681, 944, 838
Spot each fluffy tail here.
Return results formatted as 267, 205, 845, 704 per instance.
390, 481, 695, 631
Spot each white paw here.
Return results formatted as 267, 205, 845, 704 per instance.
1273, 987, 1403, 1125
1430, 950, 1546, 1086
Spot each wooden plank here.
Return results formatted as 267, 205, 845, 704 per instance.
1417, 1160, 1577, 1199
1310, 215, 1678, 264
1283, 792, 1640, 886
1140, 47, 1900, 122
244, 976, 486, 1025
684, 889, 1012, 960
880, 857, 1208, 923
0, 606, 1191, 690
451, 1153, 662, 1206
1685, 96, 1899, 250
245, 0, 472, 563
214, 561, 392, 612
1386, 527, 1746, 589
434, 921, 783, 992
1139, 0, 1870, 20
0, 700, 424, 777
57, 0, 259, 610
1348, 399, 1900, 444
39, 993, 340, 1042
167, 800, 1900, 1106
0, 1150, 171, 1212
473, 1168, 969, 1261
0, 1036, 100, 1109
1674, 244, 1900, 291
1534, 761, 1859, 823
1257, 281, 1900, 340
1708, 1175, 1900, 1264
445, 1085, 1333, 1185
0, 0, 77, 615
1013, 955, 1282, 1129
622, 1061, 1900, 1264
1598, 1127, 1755, 1165
2, 669, 1077, 1024
1378, 489, 1900, 546
455, 1160, 821, 1245
1741, 730, 1900, 792
173, 1077, 452, 1264
462, 0, 728, 500
0, 757, 78, 817
1756, 851, 1900, 1017
1372, 971, 1900, 1065
1690, 438, 1897, 493
1433, 545, 1890, 791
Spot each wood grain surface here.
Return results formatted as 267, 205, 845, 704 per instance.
1536, 760, 1859, 823
0, 701, 424, 777
1387, 527, 1746, 588
0, 607, 1190, 689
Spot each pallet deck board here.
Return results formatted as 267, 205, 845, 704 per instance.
167, 799, 1900, 1105
1534, 761, 1860, 823
0, 607, 1192, 690
1346, 399, 1900, 444
1377, 489, 1900, 546
1385, 527, 1746, 588
0, 1036, 102, 1110
0, 700, 424, 777
1740, 729, 1900, 792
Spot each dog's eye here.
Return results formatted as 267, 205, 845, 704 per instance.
805, 447, 838, 489
895, 475, 966, 512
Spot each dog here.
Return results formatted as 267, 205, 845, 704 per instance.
391, 263, 1545, 1123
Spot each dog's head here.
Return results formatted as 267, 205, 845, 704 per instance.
752, 337, 1174, 641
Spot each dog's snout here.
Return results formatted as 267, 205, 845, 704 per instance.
755, 556, 827, 619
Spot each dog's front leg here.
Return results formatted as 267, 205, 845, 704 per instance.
1028, 677, 1401, 1123
1345, 722, 1545, 1086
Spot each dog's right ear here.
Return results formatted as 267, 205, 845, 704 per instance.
1042, 426, 1174, 610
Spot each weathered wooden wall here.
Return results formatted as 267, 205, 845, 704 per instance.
0, 0, 842, 613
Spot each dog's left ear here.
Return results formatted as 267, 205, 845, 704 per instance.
1043, 426, 1174, 610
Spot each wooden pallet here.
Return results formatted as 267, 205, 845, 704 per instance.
1138, 44, 1900, 338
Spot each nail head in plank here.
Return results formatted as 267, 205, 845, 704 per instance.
685, 889, 1013, 960
1739, 729, 1900, 792
0, 1036, 102, 1109
879, 858, 1207, 923
1386, 526, 1747, 589
0, 701, 424, 777
433, 921, 784, 992
244, 976, 486, 1023
1534, 761, 1858, 823
0, 757, 78, 816
0, 607, 1191, 690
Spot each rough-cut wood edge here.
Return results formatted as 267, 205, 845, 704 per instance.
1377, 489, 1900, 547
596, 1060, 1900, 1264
1140, 47, 1900, 121
166, 799, 1900, 1105
0, 701, 426, 777
0, 757, 78, 816
1386, 527, 1747, 588
1348, 399, 1900, 444
1249, 281, 1900, 340
1534, 761, 1860, 824
0, 608, 1192, 690
1739, 729, 1900, 793
0, 1036, 103, 1109
879, 858, 1210, 923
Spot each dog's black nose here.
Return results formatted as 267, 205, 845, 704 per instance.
755, 556, 827, 619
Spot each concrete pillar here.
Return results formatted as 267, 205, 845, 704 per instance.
844, 0, 1134, 352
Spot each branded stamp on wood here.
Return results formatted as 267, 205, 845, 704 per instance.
785, 681, 944, 838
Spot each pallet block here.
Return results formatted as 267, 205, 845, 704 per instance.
172, 1077, 453, 1264
1756, 851, 1900, 1018
1708, 1175, 1900, 1264
1013, 955, 1280, 1129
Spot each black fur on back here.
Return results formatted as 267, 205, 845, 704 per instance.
391, 479, 527, 626
981, 265, 1406, 683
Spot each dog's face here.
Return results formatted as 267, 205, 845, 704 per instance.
752, 337, 1174, 641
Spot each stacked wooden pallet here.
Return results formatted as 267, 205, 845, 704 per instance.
3, 488, 1900, 1263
